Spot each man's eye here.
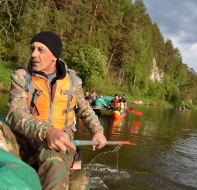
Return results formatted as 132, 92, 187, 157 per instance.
38, 48, 44, 52
30, 48, 34, 52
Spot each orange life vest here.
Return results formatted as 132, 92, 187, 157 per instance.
112, 99, 121, 108
25, 70, 77, 132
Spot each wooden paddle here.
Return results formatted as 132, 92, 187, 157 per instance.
126, 108, 143, 116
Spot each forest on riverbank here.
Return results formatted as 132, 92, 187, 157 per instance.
0, 0, 197, 107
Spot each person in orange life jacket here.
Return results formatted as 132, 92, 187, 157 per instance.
108, 94, 121, 110
6, 31, 107, 189
119, 94, 127, 108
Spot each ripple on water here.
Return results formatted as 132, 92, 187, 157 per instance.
85, 162, 196, 190
153, 134, 197, 188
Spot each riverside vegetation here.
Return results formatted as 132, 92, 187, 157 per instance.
0, 0, 197, 109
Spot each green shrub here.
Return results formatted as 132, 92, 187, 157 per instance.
0, 63, 13, 91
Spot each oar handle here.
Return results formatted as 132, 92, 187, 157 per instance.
72, 140, 131, 146
72, 140, 99, 146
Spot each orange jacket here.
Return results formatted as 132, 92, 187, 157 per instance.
27, 72, 76, 131
112, 99, 121, 108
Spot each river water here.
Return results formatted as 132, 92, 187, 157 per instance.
0, 93, 197, 190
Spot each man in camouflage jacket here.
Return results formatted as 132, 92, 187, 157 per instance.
6, 31, 107, 190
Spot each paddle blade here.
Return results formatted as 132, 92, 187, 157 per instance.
126, 108, 142, 116
133, 111, 143, 116
119, 141, 132, 145
126, 108, 134, 112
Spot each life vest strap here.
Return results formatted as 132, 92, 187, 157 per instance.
60, 90, 73, 95
25, 71, 42, 116
64, 115, 77, 133
30, 89, 43, 115
64, 72, 75, 131
66, 107, 74, 112
68, 70, 77, 87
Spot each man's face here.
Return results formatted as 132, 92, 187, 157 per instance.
30, 42, 56, 74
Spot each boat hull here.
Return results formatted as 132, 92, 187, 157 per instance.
111, 110, 126, 119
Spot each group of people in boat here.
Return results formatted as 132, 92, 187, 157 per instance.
84, 90, 98, 106
177, 104, 187, 110
108, 94, 128, 118
84, 91, 127, 112
108, 94, 127, 111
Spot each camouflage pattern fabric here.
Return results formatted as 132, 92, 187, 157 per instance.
37, 146, 76, 190
69, 169, 90, 190
0, 119, 20, 159
14, 129, 87, 190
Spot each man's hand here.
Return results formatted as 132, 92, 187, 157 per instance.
46, 126, 76, 152
92, 133, 107, 151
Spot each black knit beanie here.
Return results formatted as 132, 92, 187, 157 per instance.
31, 31, 62, 59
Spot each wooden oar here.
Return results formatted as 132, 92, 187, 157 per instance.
72, 140, 132, 146
126, 108, 142, 116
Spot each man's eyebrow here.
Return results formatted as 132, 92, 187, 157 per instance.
30, 45, 45, 49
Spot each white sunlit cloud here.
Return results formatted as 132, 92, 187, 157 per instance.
170, 35, 197, 72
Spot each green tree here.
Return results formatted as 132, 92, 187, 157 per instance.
151, 23, 165, 69
72, 45, 107, 87
0, 0, 196, 105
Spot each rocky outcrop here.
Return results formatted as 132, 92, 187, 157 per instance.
150, 58, 164, 82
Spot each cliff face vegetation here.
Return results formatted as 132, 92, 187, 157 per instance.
0, 0, 197, 105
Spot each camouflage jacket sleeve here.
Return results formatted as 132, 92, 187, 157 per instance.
6, 69, 50, 142
74, 77, 104, 135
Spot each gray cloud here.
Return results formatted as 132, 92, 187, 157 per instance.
143, 0, 197, 71
144, 0, 197, 42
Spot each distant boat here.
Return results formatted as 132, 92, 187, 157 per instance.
92, 96, 114, 109
134, 101, 143, 105
92, 96, 127, 119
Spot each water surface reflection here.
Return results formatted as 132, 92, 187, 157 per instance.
0, 96, 197, 189
75, 105, 197, 189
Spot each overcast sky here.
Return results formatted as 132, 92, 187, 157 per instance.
143, 0, 197, 72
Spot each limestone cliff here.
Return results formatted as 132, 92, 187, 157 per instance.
150, 58, 164, 82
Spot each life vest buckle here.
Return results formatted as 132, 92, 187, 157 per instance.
35, 90, 43, 96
